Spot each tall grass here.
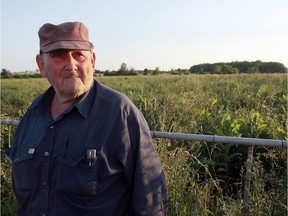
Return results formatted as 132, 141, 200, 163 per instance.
1, 74, 287, 215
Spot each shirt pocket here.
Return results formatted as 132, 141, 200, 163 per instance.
7, 147, 36, 191
55, 146, 102, 197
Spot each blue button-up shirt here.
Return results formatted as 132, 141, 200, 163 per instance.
6, 80, 168, 216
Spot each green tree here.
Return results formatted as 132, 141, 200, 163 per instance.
247, 66, 259, 74
128, 68, 138, 75
152, 67, 160, 75
213, 65, 222, 74
1, 68, 13, 78
119, 63, 128, 74
143, 68, 149, 75
222, 65, 239, 74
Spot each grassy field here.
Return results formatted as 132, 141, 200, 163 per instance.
1, 74, 287, 215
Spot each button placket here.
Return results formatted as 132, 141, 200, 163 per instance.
40, 123, 55, 215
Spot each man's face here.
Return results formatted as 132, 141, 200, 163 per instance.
36, 49, 96, 101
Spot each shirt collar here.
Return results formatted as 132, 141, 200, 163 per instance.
74, 80, 96, 119
35, 80, 96, 120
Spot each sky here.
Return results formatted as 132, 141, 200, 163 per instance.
1, 0, 288, 72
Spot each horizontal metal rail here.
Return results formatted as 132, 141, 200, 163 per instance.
1, 119, 287, 148
151, 131, 288, 148
0, 119, 20, 126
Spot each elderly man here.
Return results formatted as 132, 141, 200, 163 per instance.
6, 21, 168, 216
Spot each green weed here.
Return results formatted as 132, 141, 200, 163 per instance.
1, 74, 287, 215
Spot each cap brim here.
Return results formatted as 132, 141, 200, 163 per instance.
42, 41, 94, 53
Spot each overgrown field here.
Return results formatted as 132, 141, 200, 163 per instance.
1, 74, 287, 215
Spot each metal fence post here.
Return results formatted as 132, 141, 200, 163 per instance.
242, 145, 254, 216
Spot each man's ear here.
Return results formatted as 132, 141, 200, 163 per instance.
91, 52, 96, 68
36, 54, 46, 77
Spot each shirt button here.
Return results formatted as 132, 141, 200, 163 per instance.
43, 181, 48, 186
44, 152, 49, 157
42, 214, 46, 216
50, 125, 54, 129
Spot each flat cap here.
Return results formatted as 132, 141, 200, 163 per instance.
38, 21, 94, 53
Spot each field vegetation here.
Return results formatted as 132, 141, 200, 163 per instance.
1, 74, 287, 215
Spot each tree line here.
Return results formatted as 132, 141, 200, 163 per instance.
189, 61, 287, 74
1, 60, 287, 78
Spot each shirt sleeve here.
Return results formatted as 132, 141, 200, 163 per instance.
118, 109, 168, 216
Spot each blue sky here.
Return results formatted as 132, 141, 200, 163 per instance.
1, 0, 288, 72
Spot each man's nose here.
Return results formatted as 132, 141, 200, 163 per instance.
64, 52, 78, 71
